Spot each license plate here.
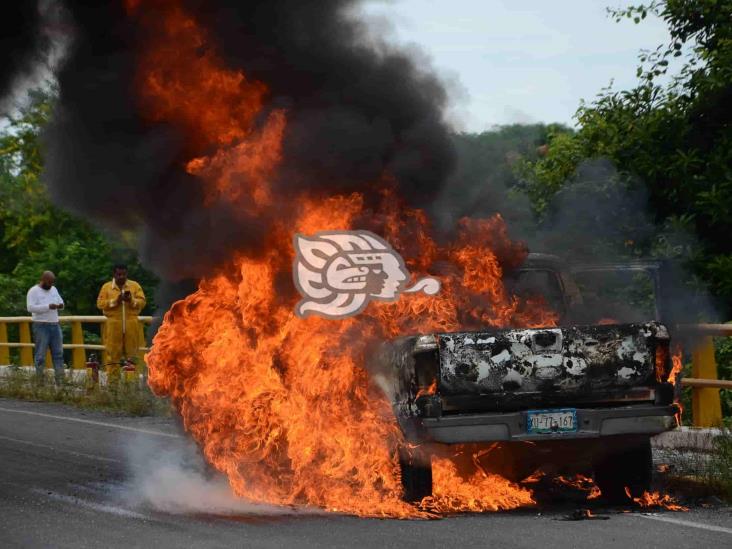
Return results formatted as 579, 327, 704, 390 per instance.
527, 408, 577, 434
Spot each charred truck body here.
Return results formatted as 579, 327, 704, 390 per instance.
384, 254, 679, 501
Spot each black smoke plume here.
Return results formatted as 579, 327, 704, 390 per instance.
0, 2, 50, 108
40, 0, 456, 294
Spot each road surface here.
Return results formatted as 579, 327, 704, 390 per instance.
1, 397, 730, 548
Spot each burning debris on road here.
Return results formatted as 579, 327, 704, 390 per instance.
625, 488, 688, 512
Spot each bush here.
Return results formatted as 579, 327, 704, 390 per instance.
0, 366, 170, 417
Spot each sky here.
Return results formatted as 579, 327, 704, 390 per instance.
359, 0, 672, 132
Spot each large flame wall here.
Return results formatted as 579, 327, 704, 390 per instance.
135, 1, 552, 517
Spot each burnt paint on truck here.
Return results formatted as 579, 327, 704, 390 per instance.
388, 322, 670, 420
439, 322, 668, 395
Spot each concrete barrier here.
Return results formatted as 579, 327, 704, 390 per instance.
652, 426, 725, 452
0, 365, 144, 388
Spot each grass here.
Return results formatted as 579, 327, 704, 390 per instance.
0, 366, 171, 417
710, 429, 732, 500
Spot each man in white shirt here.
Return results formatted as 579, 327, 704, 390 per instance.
26, 271, 65, 384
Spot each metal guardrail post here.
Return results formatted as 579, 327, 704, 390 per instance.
0, 321, 8, 365
691, 336, 723, 427
100, 320, 108, 366
18, 321, 33, 366
137, 320, 147, 373
71, 320, 86, 369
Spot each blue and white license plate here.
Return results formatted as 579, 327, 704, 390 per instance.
527, 408, 577, 434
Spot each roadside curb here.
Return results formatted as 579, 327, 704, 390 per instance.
652, 427, 725, 452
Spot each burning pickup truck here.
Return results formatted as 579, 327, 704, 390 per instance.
383, 253, 680, 502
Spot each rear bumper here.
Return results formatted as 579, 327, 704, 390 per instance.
418, 404, 677, 443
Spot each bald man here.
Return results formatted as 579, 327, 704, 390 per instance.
26, 271, 65, 384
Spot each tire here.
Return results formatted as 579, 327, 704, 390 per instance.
593, 437, 652, 503
398, 445, 432, 502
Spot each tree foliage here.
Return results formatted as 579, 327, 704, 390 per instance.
518, 0, 732, 313
0, 89, 158, 316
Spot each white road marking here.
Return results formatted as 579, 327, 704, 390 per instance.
0, 434, 122, 464
0, 406, 181, 439
33, 489, 149, 520
634, 513, 732, 535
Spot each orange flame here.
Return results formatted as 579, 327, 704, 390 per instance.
133, 2, 553, 516
415, 379, 438, 399
624, 488, 688, 511
668, 345, 684, 424
422, 458, 535, 513
552, 474, 602, 500
554, 474, 595, 490
668, 345, 683, 385
131, 1, 269, 149
520, 470, 545, 484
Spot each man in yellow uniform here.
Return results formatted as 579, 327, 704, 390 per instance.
96, 264, 147, 365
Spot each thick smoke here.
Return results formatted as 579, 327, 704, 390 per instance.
425, 125, 718, 325
429, 136, 658, 261
428, 126, 544, 234
39, 0, 456, 294
195, 1, 454, 199
0, 1, 69, 112
524, 159, 718, 323
124, 433, 317, 516
0, 4, 44, 106
523, 159, 657, 259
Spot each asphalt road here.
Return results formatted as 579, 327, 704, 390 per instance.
1, 397, 731, 549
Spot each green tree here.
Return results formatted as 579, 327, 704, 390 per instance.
0, 88, 158, 317
517, 0, 732, 313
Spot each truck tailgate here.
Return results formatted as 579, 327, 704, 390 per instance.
437, 322, 667, 396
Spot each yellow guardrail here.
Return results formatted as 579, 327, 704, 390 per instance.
0, 315, 154, 369
677, 323, 731, 428
682, 378, 732, 389
1, 317, 728, 426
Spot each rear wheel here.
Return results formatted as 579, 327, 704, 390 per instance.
398, 445, 432, 502
593, 437, 652, 503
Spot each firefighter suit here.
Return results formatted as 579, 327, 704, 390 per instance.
96, 279, 146, 365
